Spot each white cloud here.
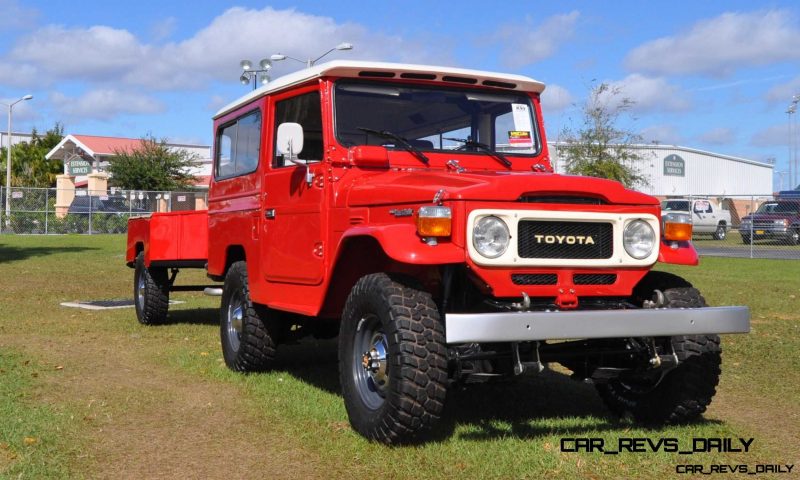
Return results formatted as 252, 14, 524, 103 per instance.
600, 75, 692, 113
0, 7, 449, 90
494, 11, 580, 69
697, 127, 735, 145
150, 17, 177, 42
640, 124, 684, 145
0, 0, 38, 29
50, 89, 165, 121
1, 7, 449, 91
765, 76, 800, 103
0, 62, 38, 88
625, 10, 800, 76
10, 25, 147, 81
540, 84, 573, 113
751, 124, 789, 147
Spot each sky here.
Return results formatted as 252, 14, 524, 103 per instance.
2, 0, 800, 189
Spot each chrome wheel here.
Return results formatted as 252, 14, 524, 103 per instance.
353, 314, 389, 410
225, 291, 244, 353
136, 274, 146, 311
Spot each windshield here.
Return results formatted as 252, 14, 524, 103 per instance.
334, 80, 540, 157
755, 202, 800, 214
662, 200, 691, 211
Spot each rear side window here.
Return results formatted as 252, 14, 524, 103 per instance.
215, 109, 262, 179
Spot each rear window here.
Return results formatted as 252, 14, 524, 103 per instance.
662, 200, 690, 211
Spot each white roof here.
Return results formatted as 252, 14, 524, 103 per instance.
214, 60, 546, 119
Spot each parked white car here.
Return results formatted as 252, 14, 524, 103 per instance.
661, 198, 732, 240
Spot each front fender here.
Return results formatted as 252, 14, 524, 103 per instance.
657, 240, 699, 265
341, 224, 465, 264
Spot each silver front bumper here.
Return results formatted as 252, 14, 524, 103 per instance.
445, 306, 750, 344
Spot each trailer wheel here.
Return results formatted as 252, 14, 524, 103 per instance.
338, 273, 448, 444
596, 272, 722, 424
133, 252, 169, 325
220, 261, 277, 372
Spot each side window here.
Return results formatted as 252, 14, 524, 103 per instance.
273, 91, 323, 167
215, 109, 262, 179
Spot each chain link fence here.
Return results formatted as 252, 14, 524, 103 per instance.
0, 186, 207, 235
1, 186, 798, 260
657, 193, 800, 260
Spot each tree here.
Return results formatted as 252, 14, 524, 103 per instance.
106, 136, 199, 191
558, 83, 650, 189
0, 123, 65, 187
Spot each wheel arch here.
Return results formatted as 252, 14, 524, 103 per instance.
318, 234, 445, 318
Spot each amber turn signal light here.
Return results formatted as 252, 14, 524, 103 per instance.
416, 206, 452, 237
664, 222, 692, 241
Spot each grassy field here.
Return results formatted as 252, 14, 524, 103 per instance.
0, 235, 798, 479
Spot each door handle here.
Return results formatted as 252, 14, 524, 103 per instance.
264, 209, 276, 219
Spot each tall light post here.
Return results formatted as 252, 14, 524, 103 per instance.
788, 103, 795, 191
3, 94, 33, 228
791, 95, 800, 189
239, 59, 272, 90
271, 42, 353, 68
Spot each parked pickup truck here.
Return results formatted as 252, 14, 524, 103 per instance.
126, 60, 749, 444
661, 198, 731, 240
738, 199, 800, 245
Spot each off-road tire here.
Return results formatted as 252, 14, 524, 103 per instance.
712, 224, 727, 240
597, 272, 722, 424
133, 252, 169, 325
787, 229, 800, 246
220, 261, 277, 372
338, 273, 448, 444
741, 234, 752, 245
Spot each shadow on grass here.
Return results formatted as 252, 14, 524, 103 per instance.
0, 244, 97, 263
270, 338, 721, 441
164, 307, 220, 326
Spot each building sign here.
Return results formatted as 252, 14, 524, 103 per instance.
68, 159, 92, 176
663, 154, 685, 177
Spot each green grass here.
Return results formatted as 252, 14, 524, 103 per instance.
693, 229, 800, 250
0, 350, 80, 479
0, 234, 798, 478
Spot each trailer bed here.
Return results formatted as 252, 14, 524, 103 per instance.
126, 210, 208, 268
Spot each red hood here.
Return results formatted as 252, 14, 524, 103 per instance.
342, 170, 657, 206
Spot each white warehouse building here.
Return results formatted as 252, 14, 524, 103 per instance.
548, 143, 774, 197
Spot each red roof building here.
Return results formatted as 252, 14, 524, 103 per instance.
46, 134, 212, 188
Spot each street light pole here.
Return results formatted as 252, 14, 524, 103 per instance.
271, 42, 353, 68
3, 94, 33, 228
792, 95, 800, 189
239, 59, 272, 90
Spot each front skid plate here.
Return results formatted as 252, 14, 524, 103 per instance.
445, 306, 750, 344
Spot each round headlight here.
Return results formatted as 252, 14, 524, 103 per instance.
473, 216, 510, 258
623, 220, 656, 259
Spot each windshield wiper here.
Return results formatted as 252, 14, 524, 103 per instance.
444, 137, 512, 168
356, 127, 430, 165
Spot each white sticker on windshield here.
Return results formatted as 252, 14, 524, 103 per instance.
511, 103, 532, 133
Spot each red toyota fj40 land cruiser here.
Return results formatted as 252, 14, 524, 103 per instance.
127, 61, 750, 444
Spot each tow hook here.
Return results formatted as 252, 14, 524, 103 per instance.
511, 292, 531, 311
643, 289, 666, 309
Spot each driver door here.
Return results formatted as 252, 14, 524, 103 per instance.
261, 88, 326, 285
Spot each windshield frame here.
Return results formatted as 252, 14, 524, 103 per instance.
332, 79, 542, 158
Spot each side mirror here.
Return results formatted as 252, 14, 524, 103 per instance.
276, 122, 304, 160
